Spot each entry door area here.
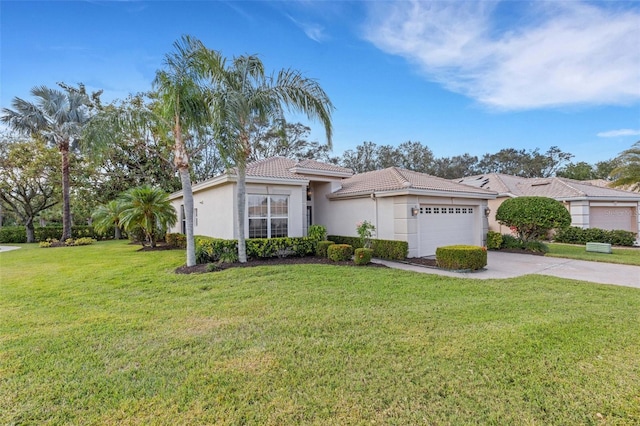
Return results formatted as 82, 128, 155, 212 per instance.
418, 205, 477, 256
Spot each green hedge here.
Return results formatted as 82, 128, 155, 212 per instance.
354, 248, 373, 265
486, 231, 503, 250
327, 235, 408, 260
0, 225, 99, 243
554, 226, 636, 246
166, 233, 187, 249
0, 227, 27, 243
327, 244, 353, 261
316, 240, 335, 257
436, 245, 487, 271
195, 236, 316, 264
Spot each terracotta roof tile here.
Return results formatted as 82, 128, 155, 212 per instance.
335, 167, 497, 196
457, 173, 640, 199
293, 159, 353, 175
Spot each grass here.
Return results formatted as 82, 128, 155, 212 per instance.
1, 240, 640, 425
547, 242, 640, 266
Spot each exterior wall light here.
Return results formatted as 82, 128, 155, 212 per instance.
484, 207, 491, 217
411, 206, 419, 217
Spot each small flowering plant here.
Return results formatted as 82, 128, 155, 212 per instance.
356, 220, 376, 249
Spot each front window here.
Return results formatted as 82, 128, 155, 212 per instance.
248, 195, 288, 238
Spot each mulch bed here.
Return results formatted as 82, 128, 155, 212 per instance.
175, 256, 389, 274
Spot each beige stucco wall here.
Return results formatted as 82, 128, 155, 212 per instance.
169, 183, 236, 239
322, 193, 489, 258
169, 182, 306, 239
321, 196, 377, 237
245, 183, 306, 238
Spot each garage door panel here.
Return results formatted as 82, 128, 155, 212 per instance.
590, 207, 634, 231
419, 205, 476, 256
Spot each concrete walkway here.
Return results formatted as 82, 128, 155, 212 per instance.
0, 245, 21, 253
374, 251, 640, 289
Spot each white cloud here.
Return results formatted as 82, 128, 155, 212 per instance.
287, 14, 328, 43
597, 129, 640, 138
363, 1, 640, 110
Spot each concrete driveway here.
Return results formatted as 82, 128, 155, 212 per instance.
0, 245, 21, 253
375, 251, 640, 289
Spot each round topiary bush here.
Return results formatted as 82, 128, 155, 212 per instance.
316, 240, 335, 257
327, 244, 353, 261
495, 196, 571, 241
354, 247, 373, 265
436, 245, 487, 271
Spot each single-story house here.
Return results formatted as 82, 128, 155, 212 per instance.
455, 173, 640, 240
168, 157, 497, 257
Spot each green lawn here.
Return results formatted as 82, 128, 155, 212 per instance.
547, 242, 640, 266
2, 241, 639, 425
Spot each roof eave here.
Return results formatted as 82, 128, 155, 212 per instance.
169, 174, 308, 200
328, 188, 498, 200
289, 167, 353, 178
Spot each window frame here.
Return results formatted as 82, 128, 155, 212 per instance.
247, 194, 289, 239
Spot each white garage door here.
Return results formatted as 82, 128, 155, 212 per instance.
419, 205, 477, 257
590, 207, 634, 231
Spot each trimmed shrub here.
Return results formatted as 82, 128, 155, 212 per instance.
496, 196, 571, 241
0, 227, 27, 243
524, 240, 549, 253
307, 224, 327, 241
501, 234, 524, 249
354, 248, 373, 265
436, 245, 487, 271
316, 240, 335, 257
327, 235, 408, 260
554, 226, 636, 246
327, 244, 353, 261
0, 226, 100, 243
166, 233, 187, 249
73, 237, 97, 246
486, 231, 503, 250
194, 236, 316, 264
38, 237, 96, 248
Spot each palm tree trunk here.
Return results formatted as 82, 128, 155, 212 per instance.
60, 143, 72, 241
236, 161, 247, 263
179, 166, 196, 266
114, 226, 122, 240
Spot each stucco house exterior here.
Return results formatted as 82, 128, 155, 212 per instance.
456, 173, 640, 241
168, 157, 497, 257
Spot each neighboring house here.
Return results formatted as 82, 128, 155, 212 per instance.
456, 173, 640, 240
168, 157, 497, 257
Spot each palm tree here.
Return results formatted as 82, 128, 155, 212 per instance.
119, 186, 177, 248
1, 85, 93, 240
197, 53, 334, 262
610, 141, 640, 191
91, 199, 126, 240
153, 35, 211, 266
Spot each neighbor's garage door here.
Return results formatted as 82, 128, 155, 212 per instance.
590, 207, 634, 231
419, 205, 476, 256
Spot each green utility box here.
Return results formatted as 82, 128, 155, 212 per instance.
586, 242, 612, 254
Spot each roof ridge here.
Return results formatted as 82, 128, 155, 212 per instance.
554, 178, 586, 196
389, 167, 412, 188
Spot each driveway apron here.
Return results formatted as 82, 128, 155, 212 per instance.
374, 251, 640, 288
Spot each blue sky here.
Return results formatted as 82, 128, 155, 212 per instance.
1, 0, 639, 165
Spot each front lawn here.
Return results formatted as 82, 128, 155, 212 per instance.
547, 242, 640, 266
1, 241, 639, 425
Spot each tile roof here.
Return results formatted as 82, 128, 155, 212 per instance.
293, 159, 353, 175
235, 157, 354, 180
457, 173, 640, 199
333, 167, 497, 196
244, 157, 306, 180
